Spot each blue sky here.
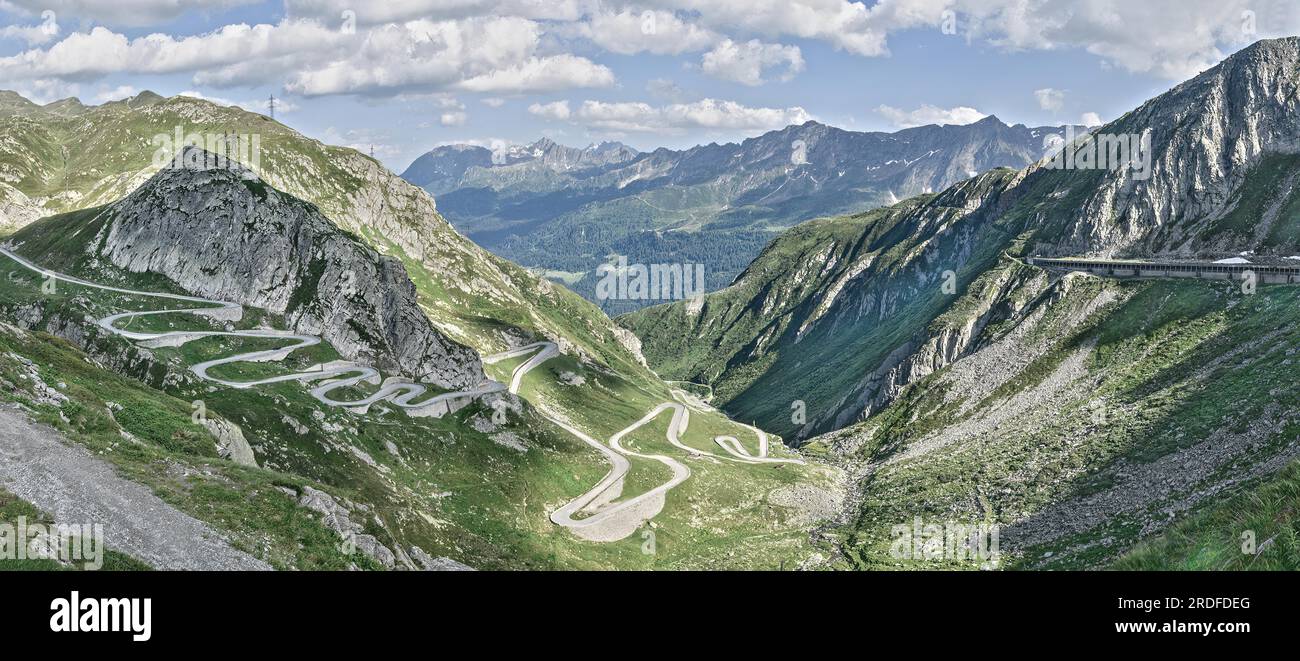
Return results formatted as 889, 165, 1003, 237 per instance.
1, 1, 1295, 171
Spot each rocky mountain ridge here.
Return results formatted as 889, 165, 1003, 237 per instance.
404, 117, 1074, 311
1033, 37, 1300, 258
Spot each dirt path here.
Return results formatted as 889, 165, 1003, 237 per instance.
0, 405, 272, 570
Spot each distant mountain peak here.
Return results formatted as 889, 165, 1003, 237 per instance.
529, 136, 559, 150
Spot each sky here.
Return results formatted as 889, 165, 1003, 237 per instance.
1, 0, 1298, 172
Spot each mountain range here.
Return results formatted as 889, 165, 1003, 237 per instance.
401, 117, 1077, 313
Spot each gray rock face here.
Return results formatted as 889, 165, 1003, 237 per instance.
1039, 36, 1300, 258
97, 155, 485, 389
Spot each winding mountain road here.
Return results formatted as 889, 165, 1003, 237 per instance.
1, 246, 504, 413
1, 246, 793, 543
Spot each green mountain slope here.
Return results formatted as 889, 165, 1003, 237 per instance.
811, 268, 1300, 568
0, 90, 648, 379
622, 167, 1039, 440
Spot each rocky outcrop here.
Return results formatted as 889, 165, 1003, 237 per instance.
95, 155, 484, 389
408, 546, 475, 571
821, 259, 1047, 433
201, 417, 258, 467
297, 485, 398, 569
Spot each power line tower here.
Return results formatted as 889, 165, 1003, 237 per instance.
268, 93, 276, 120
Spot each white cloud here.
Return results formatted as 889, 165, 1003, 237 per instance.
876, 103, 988, 128
0, 17, 58, 46
650, 0, 1298, 79
480, 97, 506, 107
440, 111, 469, 126
285, 0, 892, 56
0, 0, 258, 28
92, 84, 136, 103
283, 0, 585, 25
570, 98, 811, 133
1080, 111, 1104, 126
1034, 87, 1065, 111
701, 39, 804, 85
281, 19, 614, 96
581, 9, 720, 55
0, 23, 346, 81
0, 17, 616, 98
13, 78, 78, 104
955, 0, 1300, 80
638, 0, 939, 57
528, 100, 571, 121
453, 54, 615, 94
646, 78, 686, 101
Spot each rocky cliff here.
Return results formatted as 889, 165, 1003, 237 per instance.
96, 153, 484, 388
1033, 37, 1300, 258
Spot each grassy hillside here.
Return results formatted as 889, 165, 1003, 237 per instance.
1114, 460, 1300, 570
808, 268, 1300, 569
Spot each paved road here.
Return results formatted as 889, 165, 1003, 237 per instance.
669, 388, 804, 465
547, 402, 691, 542
1, 246, 504, 413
